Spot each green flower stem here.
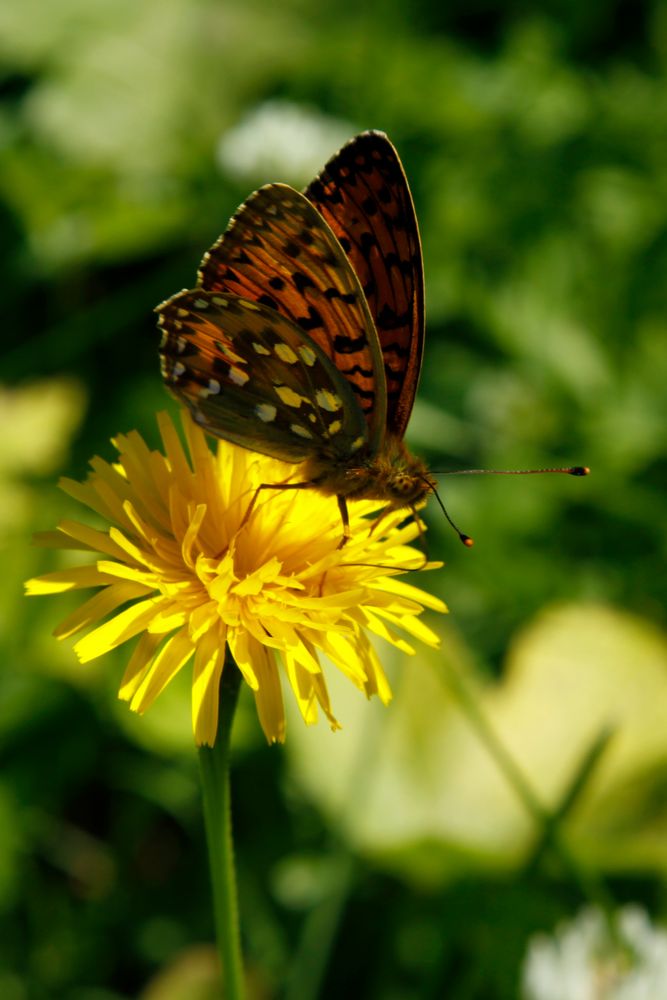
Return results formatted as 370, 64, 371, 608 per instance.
198, 658, 245, 1000
443, 659, 616, 916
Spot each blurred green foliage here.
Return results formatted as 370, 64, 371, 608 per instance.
2, 0, 667, 997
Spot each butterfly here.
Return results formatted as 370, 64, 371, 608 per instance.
156, 130, 440, 545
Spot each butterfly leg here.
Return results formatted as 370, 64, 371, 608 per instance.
368, 505, 395, 537
336, 495, 351, 549
239, 482, 351, 548
240, 480, 313, 532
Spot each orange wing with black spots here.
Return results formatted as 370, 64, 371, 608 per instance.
305, 131, 424, 439
197, 184, 386, 452
157, 132, 424, 476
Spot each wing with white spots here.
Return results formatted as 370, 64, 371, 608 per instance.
156, 289, 369, 464
197, 184, 387, 452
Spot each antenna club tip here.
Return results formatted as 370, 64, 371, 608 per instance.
461, 534, 474, 548
569, 466, 590, 476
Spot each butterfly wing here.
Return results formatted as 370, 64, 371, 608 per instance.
157, 289, 369, 464
305, 131, 424, 439
197, 184, 387, 453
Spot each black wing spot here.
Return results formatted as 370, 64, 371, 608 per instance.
170, 339, 199, 358
362, 197, 378, 217
297, 306, 324, 331
258, 294, 278, 309
359, 231, 377, 253
333, 333, 369, 354
320, 250, 340, 268
269, 276, 285, 290
376, 304, 398, 329
338, 236, 352, 253
391, 209, 409, 232
213, 357, 229, 375
320, 182, 344, 205
377, 304, 410, 329
382, 340, 410, 358
340, 363, 374, 378
299, 229, 315, 246
232, 248, 252, 265
325, 287, 357, 304
284, 241, 301, 258
293, 271, 316, 293
352, 384, 376, 400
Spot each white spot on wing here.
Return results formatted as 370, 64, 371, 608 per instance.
298, 345, 317, 367
275, 344, 299, 364
229, 367, 249, 386
291, 424, 314, 439
256, 403, 277, 422
199, 379, 221, 398
315, 389, 342, 412
275, 385, 304, 408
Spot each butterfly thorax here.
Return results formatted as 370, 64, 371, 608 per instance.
304, 435, 435, 509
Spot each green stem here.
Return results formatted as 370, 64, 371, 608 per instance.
198, 658, 245, 1000
443, 659, 615, 914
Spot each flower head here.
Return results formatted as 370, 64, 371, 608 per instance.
27, 412, 446, 745
522, 905, 667, 1000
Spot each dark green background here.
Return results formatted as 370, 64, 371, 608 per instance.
3, 0, 667, 997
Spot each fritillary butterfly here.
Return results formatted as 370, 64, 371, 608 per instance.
156, 131, 436, 543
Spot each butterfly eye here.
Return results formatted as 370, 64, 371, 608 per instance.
391, 474, 420, 499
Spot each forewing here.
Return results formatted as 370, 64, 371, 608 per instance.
305, 131, 424, 439
197, 184, 386, 452
156, 289, 369, 464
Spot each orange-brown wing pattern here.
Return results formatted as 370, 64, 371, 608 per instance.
157, 289, 369, 464
198, 184, 386, 452
305, 131, 424, 439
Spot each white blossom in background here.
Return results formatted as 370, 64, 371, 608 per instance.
216, 101, 356, 187
522, 906, 667, 1000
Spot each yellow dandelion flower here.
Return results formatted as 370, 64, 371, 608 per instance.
26, 412, 446, 745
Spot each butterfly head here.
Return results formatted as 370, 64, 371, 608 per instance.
306, 436, 435, 509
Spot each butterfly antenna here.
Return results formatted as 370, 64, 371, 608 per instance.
420, 477, 474, 548
427, 465, 589, 547
437, 466, 590, 477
